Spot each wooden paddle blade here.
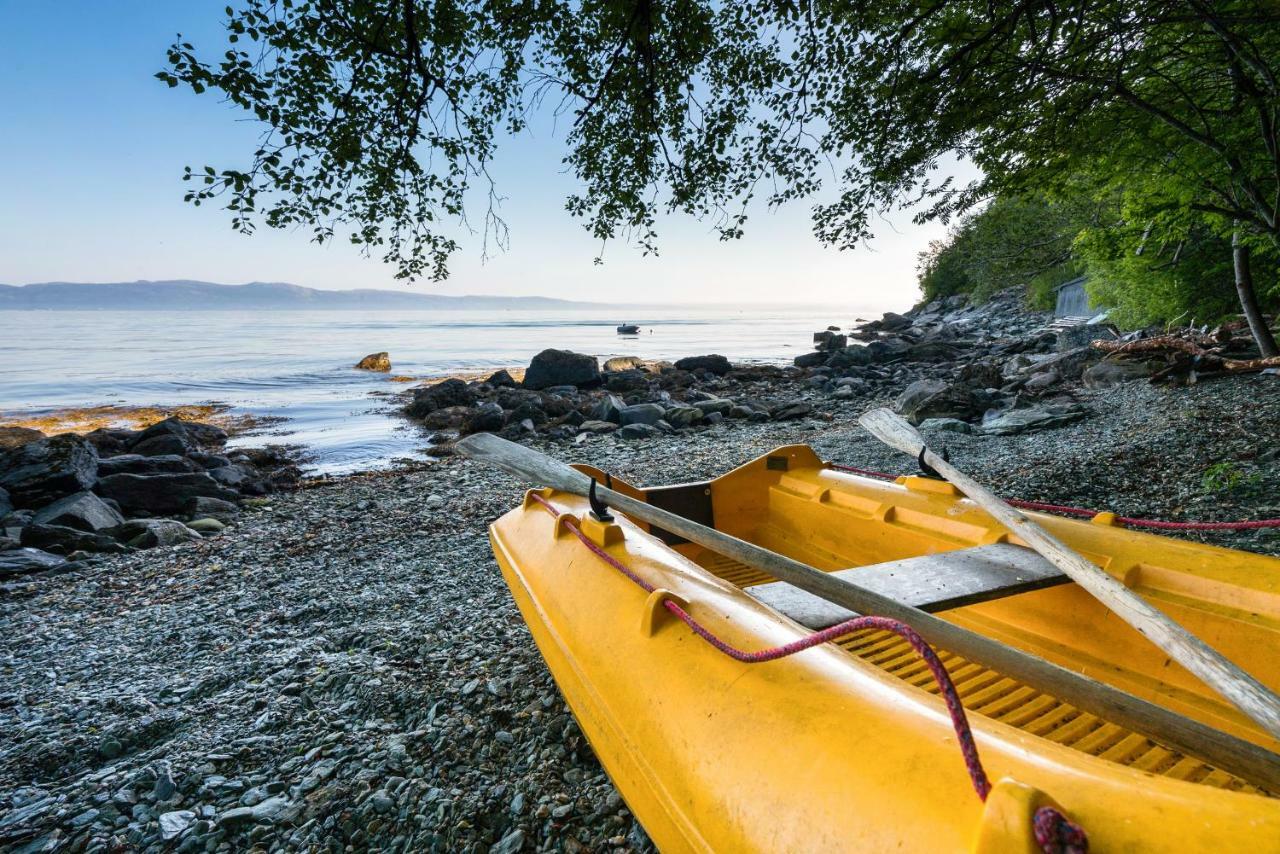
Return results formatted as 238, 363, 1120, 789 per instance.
858, 408, 927, 457
455, 432, 594, 496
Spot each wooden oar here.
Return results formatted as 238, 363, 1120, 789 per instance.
858, 406, 1280, 743
455, 431, 1280, 791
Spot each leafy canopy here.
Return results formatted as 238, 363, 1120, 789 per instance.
161, 1, 1280, 284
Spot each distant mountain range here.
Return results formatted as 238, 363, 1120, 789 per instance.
0, 280, 614, 311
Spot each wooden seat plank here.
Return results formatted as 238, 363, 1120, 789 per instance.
744, 544, 1069, 630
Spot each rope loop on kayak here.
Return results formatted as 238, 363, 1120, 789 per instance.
1034, 805, 1089, 854
525, 491, 1088, 852
827, 463, 1280, 531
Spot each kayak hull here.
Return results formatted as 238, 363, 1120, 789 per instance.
487, 445, 1280, 851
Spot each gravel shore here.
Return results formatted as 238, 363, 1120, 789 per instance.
2, 371, 1278, 852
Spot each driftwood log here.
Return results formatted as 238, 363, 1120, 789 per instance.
1092, 336, 1280, 379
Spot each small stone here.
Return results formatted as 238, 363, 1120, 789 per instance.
187, 517, 225, 534
491, 827, 525, 854
218, 806, 256, 829
159, 810, 196, 841
369, 791, 395, 814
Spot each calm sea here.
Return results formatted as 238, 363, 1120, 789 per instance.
0, 306, 869, 474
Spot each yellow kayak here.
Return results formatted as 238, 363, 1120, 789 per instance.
486, 444, 1280, 851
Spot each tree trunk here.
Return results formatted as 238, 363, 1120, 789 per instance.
1233, 226, 1279, 357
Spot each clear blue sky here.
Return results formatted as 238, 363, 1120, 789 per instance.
0, 1, 970, 307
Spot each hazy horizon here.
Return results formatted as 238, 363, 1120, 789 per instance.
0, 1, 976, 313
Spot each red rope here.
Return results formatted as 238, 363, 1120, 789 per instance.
827, 463, 1280, 531
526, 491, 1087, 850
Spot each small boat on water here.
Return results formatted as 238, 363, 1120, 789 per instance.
484, 443, 1280, 852
616, 323, 640, 335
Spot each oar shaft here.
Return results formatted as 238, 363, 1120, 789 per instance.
858, 407, 1280, 742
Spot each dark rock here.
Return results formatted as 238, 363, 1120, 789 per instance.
674, 354, 732, 375
485, 369, 518, 388
98, 454, 198, 476
82, 427, 141, 456
21, 523, 125, 554
208, 464, 258, 490
866, 337, 914, 362
461, 402, 506, 434
604, 369, 648, 392
112, 519, 202, 548
1033, 346, 1101, 381
903, 341, 964, 362
618, 404, 665, 426
656, 369, 695, 389
523, 349, 601, 390
919, 418, 975, 434
406, 379, 476, 417
895, 379, 984, 425
421, 405, 473, 430
0, 426, 44, 450
0, 434, 99, 508
664, 405, 702, 428
1023, 371, 1061, 393
186, 496, 241, 522
578, 420, 617, 434
507, 402, 547, 427
135, 417, 227, 453
0, 547, 66, 576
355, 352, 391, 371
826, 347, 872, 370
130, 433, 192, 457
772, 401, 813, 420
793, 352, 827, 369
696, 398, 734, 415
32, 491, 124, 532
980, 404, 1091, 435
617, 423, 659, 440
96, 472, 240, 515
1082, 360, 1159, 389
0, 486, 9, 518
957, 361, 1003, 390
590, 394, 627, 424
188, 452, 232, 470
880, 312, 911, 331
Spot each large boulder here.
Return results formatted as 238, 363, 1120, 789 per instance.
979, 404, 1090, 436
131, 417, 227, 457
674, 354, 732, 375
406, 379, 476, 417
82, 427, 140, 457
604, 369, 648, 392
96, 472, 239, 515
461, 402, 506, 434
0, 547, 67, 576
0, 434, 99, 509
894, 379, 984, 425
485, 369, 518, 388
523, 349, 601, 390
793, 352, 827, 369
664, 405, 703, 428
865, 337, 914, 363
590, 394, 627, 424
355, 352, 391, 371
21, 524, 125, 554
880, 312, 912, 331
0, 426, 44, 450
618, 403, 665, 427
32, 491, 124, 532
1082, 360, 1159, 389
826, 347, 872, 370
98, 454, 197, 476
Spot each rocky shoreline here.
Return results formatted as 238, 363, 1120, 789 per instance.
2, 291, 1278, 852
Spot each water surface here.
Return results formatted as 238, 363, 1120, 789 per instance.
0, 306, 866, 473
